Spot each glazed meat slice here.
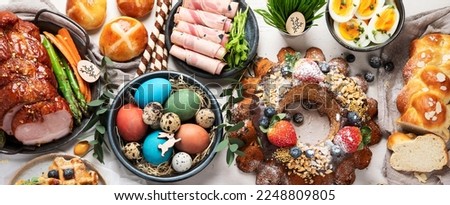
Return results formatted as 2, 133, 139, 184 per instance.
0, 11, 73, 145
12, 96, 73, 145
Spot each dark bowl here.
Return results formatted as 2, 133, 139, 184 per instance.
0, 9, 98, 154
165, 0, 259, 78
107, 71, 223, 182
325, 0, 405, 52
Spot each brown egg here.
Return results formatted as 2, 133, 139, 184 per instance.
116, 103, 148, 142
175, 124, 210, 154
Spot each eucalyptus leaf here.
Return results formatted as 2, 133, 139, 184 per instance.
229, 138, 245, 148
215, 139, 229, 153
88, 99, 105, 107
90, 140, 99, 145
103, 90, 115, 99
220, 88, 234, 97
82, 115, 99, 132
229, 144, 239, 152
96, 108, 108, 115
216, 123, 228, 130
96, 125, 106, 134
226, 121, 245, 132
235, 150, 245, 157
226, 149, 235, 166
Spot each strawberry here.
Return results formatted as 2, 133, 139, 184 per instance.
333, 126, 362, 153
267, 120, 297, 147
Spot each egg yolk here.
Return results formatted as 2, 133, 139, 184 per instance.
333, 0, 354, 16
338, 19, 362, 41
358, 0, 377, 17
375, 6, 396, 32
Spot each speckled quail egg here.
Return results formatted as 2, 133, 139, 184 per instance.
195, 108, 215, 128
160, 112, 181, 133
142, 102, 163, 127
171, 152, 193, 173
123, 142, 142, 160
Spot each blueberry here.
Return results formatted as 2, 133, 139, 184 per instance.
258, 116, 270, 128
47, 170, 59, 179
264, 106, 276, 118
384, 62, 395, 72
281, 65, 291, 77
331, 145, 342, 156
364, 72, 375, 82
63, 168, 74, 180
318, 62, 330, 74
305, 149, 315, 158
347, 111, 361, 126
345, 54, 356, 63
369, 56, 382, 69
289, 147, 302, 159
293, 113, 304, 124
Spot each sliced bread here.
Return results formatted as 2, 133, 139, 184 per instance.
389, 133, 448, 173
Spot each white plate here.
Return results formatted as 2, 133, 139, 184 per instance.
9, 153, 106, 185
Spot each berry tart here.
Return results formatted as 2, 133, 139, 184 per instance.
230, 47, 381, 185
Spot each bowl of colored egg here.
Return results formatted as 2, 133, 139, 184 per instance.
107, 71, 223, 182
325, 0, 405, 51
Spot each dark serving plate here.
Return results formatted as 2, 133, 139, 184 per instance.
107, 71, 223, 182
0, 9, 98, 154
165, 0, 259, 79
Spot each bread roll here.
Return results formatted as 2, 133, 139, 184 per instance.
117, 0, 155, 18
66, 0, 107, 31
99, 17, 148, 62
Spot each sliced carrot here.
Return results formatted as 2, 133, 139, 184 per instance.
43, 31, 88, 97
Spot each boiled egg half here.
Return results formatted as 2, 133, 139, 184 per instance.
334, 18, 371, 48
367, 5, 400, 44
329, 0, 361, 23
355, 0, 385, 20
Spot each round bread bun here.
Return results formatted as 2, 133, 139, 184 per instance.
99, 17, 148, 62
117, 0, 155, 18
66, 0, 107, 31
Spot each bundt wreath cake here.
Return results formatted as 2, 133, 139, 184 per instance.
229, 47, 382, 185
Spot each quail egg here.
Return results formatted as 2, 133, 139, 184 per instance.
334, 18, 371, 48
123, 142, 142, 160
367, 5, 400, 44
355, 0, 385, 20
142, 102, 163, 127
171, 152, 193, 173
329, 0, 361, 23
160, 112, 181, 133
195, 108, 215, 128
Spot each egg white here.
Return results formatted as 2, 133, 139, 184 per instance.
334, 19, 371, 48
355, 0, 385, 20
367, 5, 400, 44
329, 0, 361, 23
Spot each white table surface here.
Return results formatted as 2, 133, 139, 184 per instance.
1, 0, 449, 185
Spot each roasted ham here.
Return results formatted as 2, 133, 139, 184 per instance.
0, 11, 73, 145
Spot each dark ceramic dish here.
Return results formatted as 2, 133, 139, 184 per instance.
165, 0, 259, 78
107, 71, 223, 182
0, 9, 98, 154
325, 0, 405, 52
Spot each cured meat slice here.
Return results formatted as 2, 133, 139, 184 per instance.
171, 30, 227, 59
174, 7, 232, 32
174, 21, 229, 46
12, 96, 73, 145
170, 44, 226, 75
182, 0, 239, 18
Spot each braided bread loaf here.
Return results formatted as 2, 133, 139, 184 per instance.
396, 33, 450, 142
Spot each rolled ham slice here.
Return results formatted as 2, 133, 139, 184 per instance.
174, 7, 232, 32
171, 30, 226, 59
182, 0, 239, 18
170, 45, 226, 75
174, 21, 229, 46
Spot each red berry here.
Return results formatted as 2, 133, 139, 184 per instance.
267, 121, 297, 147
333, 126, 362, 153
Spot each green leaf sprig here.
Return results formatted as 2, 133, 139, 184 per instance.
214, 71, 249, 165
255, 0, 326, 33
225, 7, 250, 69
358, 126, 372, 150
79, 57, 119, 163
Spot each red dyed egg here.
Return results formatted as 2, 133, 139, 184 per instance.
116, 103, 147, 142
